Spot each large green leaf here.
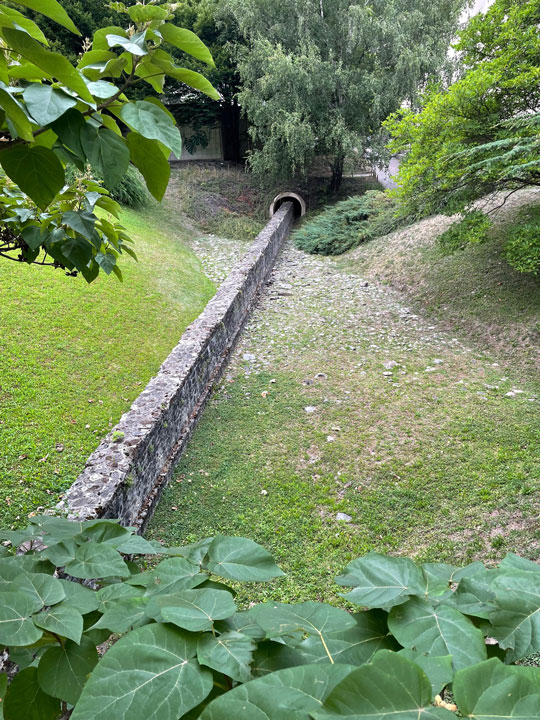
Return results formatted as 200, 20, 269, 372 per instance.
0, 6, 48, 44
443, 576, 497, 620
312, 651, 455, 720
13, 572, 65, 607
206, 536, 285, 582
296, 610, 399, 666
0, 590, 43, 646
70, 624, 213, 720
453, 658, 540, 720
490, 573, 540, 661
128, 556, 206, 596
159, 24, 214, 66
397, 650, 454, 698
151, 56, 220, 100
42, 539, 77, 566
96, 583, 144, 612
388, 596, 487, 670
64, 542, 130, 580
146, 589, 237, 632
197, 630, 256, 683
106, 32, 148, 56
4, 667, 60, 720
336, 552, 426, 609
200, 663, 355, 720
0, 144, 64, 208
250, 602, 356, 662
57, 579, 100, 615
3, 29, 92, 104
126, 132, 170, 200
128, 5, 169, 22
37, 637, 99, 706
10, 0, 79, 34
92, 596, 148, 634
80, 125, 130, 189
22, 84, 76, 126
119, 100, 182, 158
0, 84, 34, 141
33, 605, 84, 644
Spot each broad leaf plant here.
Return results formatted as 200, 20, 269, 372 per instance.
0, 0, 219, 281
0, 515, 539, 719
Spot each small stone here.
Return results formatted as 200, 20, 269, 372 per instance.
315, 372, 328, 380
425, 366, 436, 372
302, 379, 314, 386
304, 406, 317, 413
505, 391, 516, 398
55, 443, 64, 452
433, 359, 444, 365
327, 435, 335, 442
243, 353, 256, 362
336, 512, 352, 522
260, 489, 268, 496
383, 361, 398, 370
383, 371, 393, 376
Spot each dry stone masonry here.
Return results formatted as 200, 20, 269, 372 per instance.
59, 202, 295, 529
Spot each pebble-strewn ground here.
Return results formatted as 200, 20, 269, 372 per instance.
149, 218, 540, 603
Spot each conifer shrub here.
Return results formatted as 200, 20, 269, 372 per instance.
293, 191, 399, 255
503, 207, 540, 275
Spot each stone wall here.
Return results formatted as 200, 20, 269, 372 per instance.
60, 202, 295, 529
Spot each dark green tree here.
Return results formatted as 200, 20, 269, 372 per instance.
224, 0, 467, 191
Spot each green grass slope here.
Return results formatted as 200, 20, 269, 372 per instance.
0, 206, 215, 527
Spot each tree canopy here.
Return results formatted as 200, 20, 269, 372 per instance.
386, 0, 540, 217
0, 0, 219, 281
224, 0, 467, 190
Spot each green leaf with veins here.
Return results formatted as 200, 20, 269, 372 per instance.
197, 631, 256, 683
490, 573, 540, 661
64, 542, 130, 580
0, 145, 64, 208
22, 84, 76, 126
70, 624, 213, 720
312, 651, 455, 720
388, 596, 487, 670
119, 100, 183, 157
13, 572, 65, 607
159, 24, 215, 66
200, 663, 355, 720
146, 588, 237, 632
38, 637, 99, 706
0, 591, 44, 646
33, 605, 84, 644
80, 125, 130, 189
126, 132, 171, 200
10, 0, 80, 35
92, 596, 148, 634
453, 658, 540, 720
3, 29, 93, 104
335, 551, 426, 609
206, 535, 285, 582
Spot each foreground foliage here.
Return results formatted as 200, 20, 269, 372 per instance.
1, 517, 540, 718
0, 0, 218, 280
386, 0, 540, 271
293, 191, 398, 255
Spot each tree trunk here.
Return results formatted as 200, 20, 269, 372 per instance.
329, 155, 344, 193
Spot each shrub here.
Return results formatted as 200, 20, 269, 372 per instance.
65, 165, 149, 209
1, 516, 540, 719
503, 207, 540, 275
293, 191, 399, 255
438, 210, 492, 255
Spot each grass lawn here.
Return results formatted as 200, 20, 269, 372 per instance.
0, 205, 215, 528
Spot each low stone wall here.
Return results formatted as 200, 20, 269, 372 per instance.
60, 202, 295, 529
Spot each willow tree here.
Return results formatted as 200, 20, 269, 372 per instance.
224, 0, 467, 191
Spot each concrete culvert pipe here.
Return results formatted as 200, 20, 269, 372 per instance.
269, 192, 306, 218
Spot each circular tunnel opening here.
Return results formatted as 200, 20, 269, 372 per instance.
269, 192, 306, 218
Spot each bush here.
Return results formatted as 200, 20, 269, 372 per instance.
293, 191, 399, 255
503, 207, 540, 275
438, 210, 492, 254
1, 516, 540, 719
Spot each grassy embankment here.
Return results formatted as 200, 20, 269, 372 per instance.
148, 181, 540, 604
0, 205, 215, 528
